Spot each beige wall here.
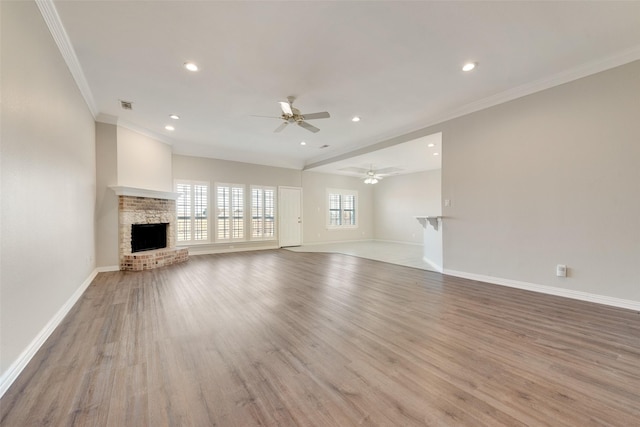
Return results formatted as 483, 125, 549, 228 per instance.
1, 1, 96, 376
301, 171, 374, 244
95, 122, 119, 267
173, 154, 301, 188
172, 154, 301, 252
172, 156, 376, 248
438, 61, 640, 302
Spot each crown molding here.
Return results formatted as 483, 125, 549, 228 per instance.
305, 47, 640, 168
94, 115, 174, 146
96, 114, 118, 125
443, 45, 640, 125
116, 119, 174, 146
36, 0, 98, 118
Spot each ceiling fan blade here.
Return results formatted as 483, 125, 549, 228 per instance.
339, 167, 369, 174
298, 121, 320, 133
375, 166, 403, 175
274, 122, 289, 133
251, 115, 282, 119
279, 101, 293, 116
302, 112, 330, 120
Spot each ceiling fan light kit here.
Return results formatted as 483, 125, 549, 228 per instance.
363, 168, 384, 184
364, 177, 379, 184
338, 165, 403, 184
257, 96, 331, 134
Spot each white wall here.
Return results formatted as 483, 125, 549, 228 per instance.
373, 170, 441, 244
1, 0, 96, 379
94, 124, 177, 267
373, 170, 443, 270
117, 126, 172, 192
439, 61, 640, 303
301, 171, 374, 244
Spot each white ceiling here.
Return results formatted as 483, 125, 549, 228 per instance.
308, 133, 442, 177
52, 1, 640, 173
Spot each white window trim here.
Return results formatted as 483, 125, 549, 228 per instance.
326, 188, 358, 229
250, 185, 277, 241
175, 179, 210, 243
215, 182, 246, 242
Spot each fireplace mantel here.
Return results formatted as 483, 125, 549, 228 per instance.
110, 185, 180, 200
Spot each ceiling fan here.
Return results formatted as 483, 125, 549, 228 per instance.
340, 165, 403, 184
255, 96, 330, 133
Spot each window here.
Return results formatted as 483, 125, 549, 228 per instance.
251, 186, 276, 240
175, 180, 209, 242
327, 189, 357, 228
216, 183, 245, 240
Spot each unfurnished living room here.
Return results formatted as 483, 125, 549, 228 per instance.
1, 1, 639, 426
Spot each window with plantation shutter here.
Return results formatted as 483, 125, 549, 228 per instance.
216, 183, 245, 241
251, 186, 276, 240
326, 188, 358, 229
175, 180, 209, 242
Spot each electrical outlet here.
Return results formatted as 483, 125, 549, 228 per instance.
556, 264, 567, 277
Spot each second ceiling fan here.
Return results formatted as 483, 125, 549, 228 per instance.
269, 96, 330, 133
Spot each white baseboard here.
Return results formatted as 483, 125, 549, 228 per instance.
423, 257, 443, 273
96, 265, 119, 272
188, 244, 279, 256
373, 239, 423, 246
0, 269, 98, 398
443, 269, 640, 311
298, 239, 371, 247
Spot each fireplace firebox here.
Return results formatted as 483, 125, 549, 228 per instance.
131, 223, 168, 253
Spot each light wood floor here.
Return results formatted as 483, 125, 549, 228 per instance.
2, 250, 639, 426
285, 240, 434, 271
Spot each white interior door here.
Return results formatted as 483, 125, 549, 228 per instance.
278, 186, 302, 247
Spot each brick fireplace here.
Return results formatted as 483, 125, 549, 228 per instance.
112, 186, 188, 271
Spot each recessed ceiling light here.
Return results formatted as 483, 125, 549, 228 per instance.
462, 62, 477, 72
184, 62, 199, 72
433, 152, 439, 156
169, 114, 180, 120
427, 143, 435, 148
165, 125, 175, 131
352, 116, 361, 122
300, 141, 306, 146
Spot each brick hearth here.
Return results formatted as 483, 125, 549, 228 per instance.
118, 194, 188, 271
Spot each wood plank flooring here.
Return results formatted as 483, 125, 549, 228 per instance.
285, 241, 433, 271
1, 249, 639, 426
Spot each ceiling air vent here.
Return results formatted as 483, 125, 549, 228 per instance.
120, 100, 133, 110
